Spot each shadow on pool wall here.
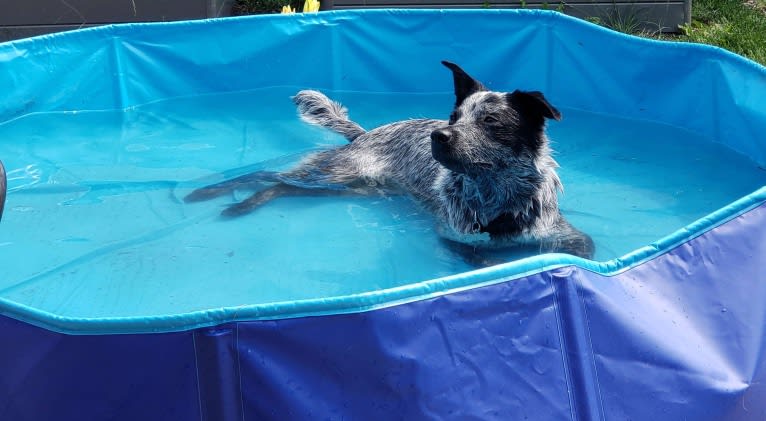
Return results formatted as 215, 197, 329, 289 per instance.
0, 9, 765, 421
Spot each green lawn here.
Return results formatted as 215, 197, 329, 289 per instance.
676, 0, 766, 65
641, 0, 766, 65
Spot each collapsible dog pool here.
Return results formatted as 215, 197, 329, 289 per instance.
1, 9, 765, 420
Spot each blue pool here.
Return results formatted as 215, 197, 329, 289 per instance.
0, 9, 765, 421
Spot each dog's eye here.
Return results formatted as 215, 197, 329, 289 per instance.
483, 115, 500, 124
448, 113, 457, 125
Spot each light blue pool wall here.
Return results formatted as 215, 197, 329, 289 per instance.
1, 10, 765, 167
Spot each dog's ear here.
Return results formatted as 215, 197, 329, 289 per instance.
442, 61, 487, 108
508, 90, 562, 123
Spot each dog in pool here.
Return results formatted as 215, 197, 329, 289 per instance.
185, 61, 594, 265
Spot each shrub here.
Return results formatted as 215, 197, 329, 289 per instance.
233, 0, 304, 14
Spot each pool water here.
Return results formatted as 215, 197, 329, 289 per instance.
0, 87, 764, 319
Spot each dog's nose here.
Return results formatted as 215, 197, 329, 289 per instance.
431, 129, 451, 145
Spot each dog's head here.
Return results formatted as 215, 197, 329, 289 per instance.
431, 61, 561, 176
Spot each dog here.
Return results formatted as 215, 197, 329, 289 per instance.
185, 61, 594, 265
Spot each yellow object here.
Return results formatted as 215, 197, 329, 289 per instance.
303, 0, 320, 12
281, 5, 295, 13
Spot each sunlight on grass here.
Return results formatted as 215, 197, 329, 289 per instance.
744, 0, 766, 13
677, 0, 766, 65
596, 0, 766, 65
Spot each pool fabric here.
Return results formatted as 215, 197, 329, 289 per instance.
0, 9, 765, 421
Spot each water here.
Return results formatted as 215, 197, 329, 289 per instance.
0, 87, 764, 319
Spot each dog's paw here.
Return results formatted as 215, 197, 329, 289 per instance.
220, 202, 253, 218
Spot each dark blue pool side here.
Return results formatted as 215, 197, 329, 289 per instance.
2, 200, 764, 420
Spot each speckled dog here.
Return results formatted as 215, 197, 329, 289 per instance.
186, 61, 594, 263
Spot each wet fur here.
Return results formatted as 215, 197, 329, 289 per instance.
186, 61, 594, 265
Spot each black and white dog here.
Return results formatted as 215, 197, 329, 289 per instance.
186, 61, 594, 265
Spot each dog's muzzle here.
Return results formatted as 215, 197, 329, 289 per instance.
430, 128, 452, 161
431, 128, 451, 146
431, 128, 464, 173
431, 129, 493, 173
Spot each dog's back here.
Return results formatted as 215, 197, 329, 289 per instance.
293, 91, 451, 209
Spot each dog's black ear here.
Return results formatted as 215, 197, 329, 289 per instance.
508, 90, 562, 122
442, 61, 487, 108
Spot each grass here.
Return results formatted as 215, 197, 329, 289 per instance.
591, 7, 645, 34
623, 0, 766, 65
675, 0, 766, 64
555, 0, 766, 65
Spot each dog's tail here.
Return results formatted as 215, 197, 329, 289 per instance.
292, 90, 366, 142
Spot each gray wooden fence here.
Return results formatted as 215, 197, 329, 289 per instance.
0, 0, 235, 41
0, 0, 689, 43
333, 0, 689, 33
